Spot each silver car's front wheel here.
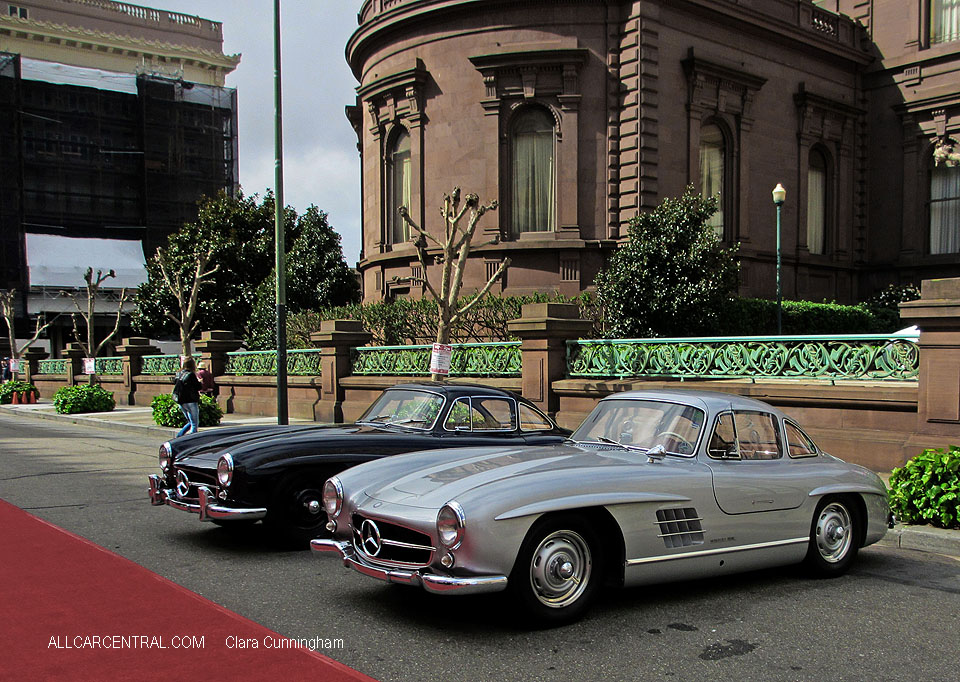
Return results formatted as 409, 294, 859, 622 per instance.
528, 530, 593, 608
804, 496, 859, 576
509, 514, 603, 624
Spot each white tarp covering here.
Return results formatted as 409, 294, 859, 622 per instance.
25, 234, 148, 289
20, 57, 139, 94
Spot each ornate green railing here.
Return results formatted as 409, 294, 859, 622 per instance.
37, 359, 69, 375
141, 354, 198, 376
352, 342, 521, 377
95, 357, 124, 376
224, 349, 323, 376
567, 333, 920, 381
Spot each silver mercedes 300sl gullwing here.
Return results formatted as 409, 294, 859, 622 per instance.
312, 389, 890, 624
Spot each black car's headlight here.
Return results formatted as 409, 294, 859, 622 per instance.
437, 502, 465, 549
217, 453, 234, 488
159, 442, 172, 472
323, 477, 343, 517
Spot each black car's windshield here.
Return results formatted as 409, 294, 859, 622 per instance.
356, 389, 445, 431
572, 399, 706, 457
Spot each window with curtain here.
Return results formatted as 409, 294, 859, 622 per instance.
511, 108, 555, 235
933, 0, 960, 44
387, 128, 411, 245
699, 123, 725, 237
930, 164, 960, 254
807, 149, 827, 254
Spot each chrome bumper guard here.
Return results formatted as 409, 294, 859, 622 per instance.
310, 538, 508, 595
147, 474, 268, 522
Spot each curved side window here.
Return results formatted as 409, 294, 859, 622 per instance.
519, 403, 554, 431
784, 420, 819, 458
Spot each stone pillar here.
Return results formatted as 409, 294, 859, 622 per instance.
62, 343, 86, 386
115, 337, 159, 406
507, 303, 592, 417
194, 331, 244, 407
20, 346, 48, 382
310, 320, 372, 423
899, 278, 960, 457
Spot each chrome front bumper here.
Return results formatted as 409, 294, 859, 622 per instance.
147, 474, 268, 522
311, 538, 508, 595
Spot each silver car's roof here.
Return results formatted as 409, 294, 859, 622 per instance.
598, 389, 788, 418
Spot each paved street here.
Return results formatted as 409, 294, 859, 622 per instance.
1, 413, 958, 682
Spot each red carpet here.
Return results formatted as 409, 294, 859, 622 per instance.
0, 499, 376, 682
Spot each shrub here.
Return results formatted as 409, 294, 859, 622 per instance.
595, 187, 740, 338
889, 446, 960, 529
151, 393, 223, 428
52, 384, 115, 414
716, 298, 895, 336
0, 380, 39, 404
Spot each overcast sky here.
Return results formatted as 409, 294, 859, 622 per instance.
155, 0, 364, 263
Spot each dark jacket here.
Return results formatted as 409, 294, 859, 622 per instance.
174, 370, 202, 405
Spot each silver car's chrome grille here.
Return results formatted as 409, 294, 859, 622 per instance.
352, 514, 435, 567
655, 507, 705, 548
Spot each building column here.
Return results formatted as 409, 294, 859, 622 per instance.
900, 278, 960, 459
310, 320, 372, 423
20, 346, 48, 383
507, 303, 592, 417
194, 331, 244, 408
62, 343, 86, 386
115, 337, 159, 406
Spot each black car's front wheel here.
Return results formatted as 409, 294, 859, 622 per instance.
508, 514, 602, 625
265, 478, 330, 547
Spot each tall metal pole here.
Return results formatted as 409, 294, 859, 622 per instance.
776, 202, 782, 336
273, 0, 288, 425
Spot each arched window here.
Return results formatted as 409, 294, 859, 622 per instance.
386, 128, 411, 244
699, 123, 726, 237
930, 163, 960, 254
806, 148, 828, 255
511, 108, 555, 235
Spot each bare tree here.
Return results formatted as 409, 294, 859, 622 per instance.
62, 268, 131, 382
153, 242, 220, 357
0, 289, 57, 380
399, 187, 510, 380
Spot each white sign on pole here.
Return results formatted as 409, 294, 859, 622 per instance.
83, 358, 96, 374
430, 343, 453, 376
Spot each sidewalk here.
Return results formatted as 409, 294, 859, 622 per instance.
0, 399, 314, 439
2, 399, 959, 559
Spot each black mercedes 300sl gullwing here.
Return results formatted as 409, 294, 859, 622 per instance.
147, 383, 569, 543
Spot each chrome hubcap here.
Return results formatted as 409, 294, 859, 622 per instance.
815, 503, 852, 563
529, 530, 592, 608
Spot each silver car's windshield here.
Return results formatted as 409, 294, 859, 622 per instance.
356, 389, 445, 431
572, 399, 706, 457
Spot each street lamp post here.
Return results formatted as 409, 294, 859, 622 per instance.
772, 183, 786, 335
274, 0, 288, 425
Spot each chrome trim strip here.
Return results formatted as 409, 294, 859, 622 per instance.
626, 537, 809, 566
310, 539, 508, 595
653, 517, 704, 525
382, 538, 436, 551
656, 531, 706, 539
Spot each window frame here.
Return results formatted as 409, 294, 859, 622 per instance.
929, 160, 960, 255
385, 126, 412, 246
508, 105, 557, 237
698, 120, 731, 240
806, 146, 831, 255
707, 410, 784, 461
783, 419, 820, 459
442, 396, 519, 433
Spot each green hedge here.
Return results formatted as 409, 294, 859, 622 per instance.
0, 380, 39, 404
889, 446, 960, 529
150, 393, 223, 428
715, 298, 898, 336
52, 384, 115, 414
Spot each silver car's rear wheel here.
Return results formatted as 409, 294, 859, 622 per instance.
804, 496, 859, 576
508, 514, 603, 624
528, 530, 593, 608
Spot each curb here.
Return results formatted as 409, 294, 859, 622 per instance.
0, 404, 173, 438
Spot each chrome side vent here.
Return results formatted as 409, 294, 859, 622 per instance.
655, 507, 705, 548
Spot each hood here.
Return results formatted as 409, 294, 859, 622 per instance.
363, 442, 642, 509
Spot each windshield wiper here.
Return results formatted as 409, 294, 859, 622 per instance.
592, 436, 648, 451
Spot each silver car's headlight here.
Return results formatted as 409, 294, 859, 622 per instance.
159, 442, 172, 472
323, 477, 343, 517
217, 453, 234, 488
437, 502, 465, 549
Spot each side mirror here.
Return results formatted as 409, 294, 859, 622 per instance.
646, 444, 667, 463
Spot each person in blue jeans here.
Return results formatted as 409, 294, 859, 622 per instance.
174, 357, 203, 438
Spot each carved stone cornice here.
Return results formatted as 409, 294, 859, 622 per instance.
357, 59, 429, 131
682, 49, 766, 123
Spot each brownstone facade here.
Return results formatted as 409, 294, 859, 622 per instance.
349, 0, 960, 305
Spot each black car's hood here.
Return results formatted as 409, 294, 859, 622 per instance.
174, 423, 439, 470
